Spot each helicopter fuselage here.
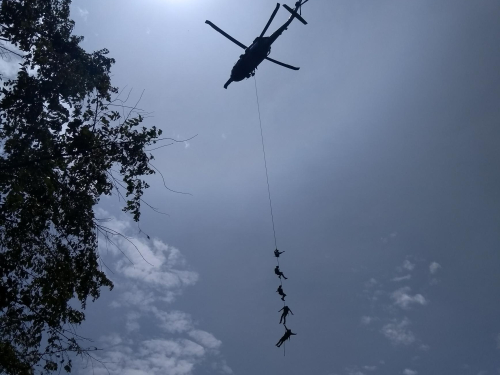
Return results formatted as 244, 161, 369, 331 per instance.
230, 37, 272, 83
223, 18, 292, 89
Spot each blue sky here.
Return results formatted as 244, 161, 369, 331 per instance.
30, 0, 500, 374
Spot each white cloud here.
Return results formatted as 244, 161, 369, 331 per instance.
429, 262, 441, 274
345, 368, 365, 375
363, 366, 377, 371
381, 232, 397, 243
125, 311, 141, 332
381, 318, 416, 345
188, 330, 222, 350
391, 287, 428, 309
115, 239, 198, 290
86, 338, 206, 375
99, 333, 123, 347
403, 369, 417, 375
110, 285, 158, 308
96, 210, 198, 307
150, 308, 193, 334
0, 54, 21, 79
77, 7, 89, 21
392, 274, 411, 282
213, 360, 233, 374
361, 316, 374, 325
403, 260, 415, 271
84, 211, 232, 375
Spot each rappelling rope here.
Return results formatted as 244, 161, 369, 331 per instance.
253, 77, 293, 356
253, 77, 278, 251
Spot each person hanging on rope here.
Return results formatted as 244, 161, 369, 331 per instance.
274, 249, 285, 258
277, 285, 286, 301
279, 305, 294, 324
274, 265, 288, 280
276, 325, 297, 347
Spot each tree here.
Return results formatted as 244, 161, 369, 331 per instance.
0, 1, 170, 373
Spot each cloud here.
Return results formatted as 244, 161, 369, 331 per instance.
365, 278, 378, 288
115, 239, 198, 290
86, 335, 228, 375
361, 316, 374, 325
381, 318, 416, 345
0, 53, 21, 79
403, 369, 417, 375
86, 338, 205, 375
345, 368, 365, 375
99, 333, 123, 347
82, 211, 232, 375
150, 307, 194, 334
381, 232, 397, 243
363, 365, 377, 371
125, 311, 141, 332
391, 287, 428, 309
403, 260, 415, 271
188, 330, 222, 350
392, 274, 411, 282
429, 262, 441, 274
217, 360, 233, 374
96, 210, 198, 307
77, 6, 89, 21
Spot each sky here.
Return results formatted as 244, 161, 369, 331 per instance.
17, 0, 500, 374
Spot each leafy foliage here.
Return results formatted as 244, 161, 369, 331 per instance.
0, 1, 165, 373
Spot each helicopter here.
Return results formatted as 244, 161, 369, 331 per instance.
205, 1, 309, 89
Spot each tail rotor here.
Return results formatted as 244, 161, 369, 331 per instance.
283, 1, 309, 25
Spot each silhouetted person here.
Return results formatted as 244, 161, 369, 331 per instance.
274, 266, 287, 280
277, 285, 286, 301
274, 249, 285, 257
276, 325, 297, 347
279, 306, 294, 324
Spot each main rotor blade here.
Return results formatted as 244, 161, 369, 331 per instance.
205, 20, 247, 49
260, 3, 281, 37
265, 56, 300, 70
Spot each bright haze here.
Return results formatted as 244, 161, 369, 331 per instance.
68, 0, 500, 374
